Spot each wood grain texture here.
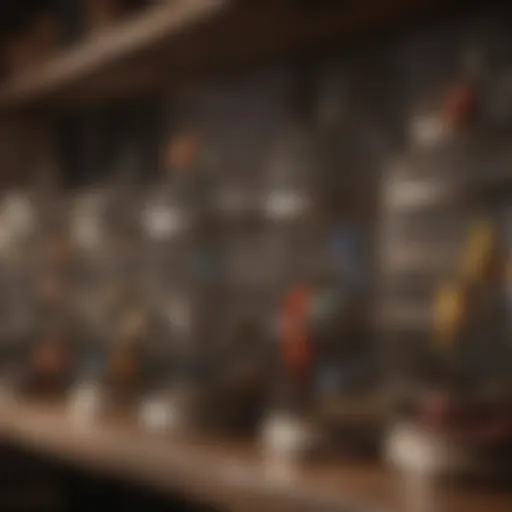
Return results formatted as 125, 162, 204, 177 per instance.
0, 401, 510, 511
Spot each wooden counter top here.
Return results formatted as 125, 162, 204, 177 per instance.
0, 400, 510, 512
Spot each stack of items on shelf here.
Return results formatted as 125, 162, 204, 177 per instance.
383, 17, 512, 478
0, 59, 384, 463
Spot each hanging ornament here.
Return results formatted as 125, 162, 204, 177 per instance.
461, 220, 497, 283
279, 286, 314, 376
432, 281, 467, 354
410, 108, 450, 149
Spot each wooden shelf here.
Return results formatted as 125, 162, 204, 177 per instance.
0, 0, 466, 109
0, 401, 387, 512
0, 400, 511, 511
0, 0, 228, 108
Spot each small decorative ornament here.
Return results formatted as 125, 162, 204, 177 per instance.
410, 84, 476, 149
385, 422, 472, 475
139, 397, 177, 433
261, 412, 319, 461
432, 282, 466, 353
443, 83, 477, 129
461, 220, 497, 282
69, 382, 102, 424
143, 203, 186, 241
280, 287, 314, 376
330, 226, 363, 282
410, 112, 449, 149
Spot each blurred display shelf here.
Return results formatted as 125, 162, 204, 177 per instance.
0, 401, 511, 511
383, 174, 512, 215
0, 0, 465, 109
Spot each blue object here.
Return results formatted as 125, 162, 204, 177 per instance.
331, 226, 359, 274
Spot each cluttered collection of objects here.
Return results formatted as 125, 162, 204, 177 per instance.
1, 4, 512, 484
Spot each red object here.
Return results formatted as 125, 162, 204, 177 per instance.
443, 84, 477, 128
281, 287, 314, 375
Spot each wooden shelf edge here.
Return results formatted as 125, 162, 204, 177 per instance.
0, 0, 228, 108
0, 400, 387, 512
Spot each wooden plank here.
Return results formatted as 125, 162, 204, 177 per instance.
0, 0, 466, 109
0, 0, 227, 108
0, 401, 511, 511
0, 401, 389, 511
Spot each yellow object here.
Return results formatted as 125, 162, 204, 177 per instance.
461, 221, 496, 282
432, 282, 466, 352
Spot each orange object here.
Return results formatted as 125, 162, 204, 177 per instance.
166, 132, 202, 172
32, 337, 72, 376
109, 344, 140, 386
281, 287, 314, 375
